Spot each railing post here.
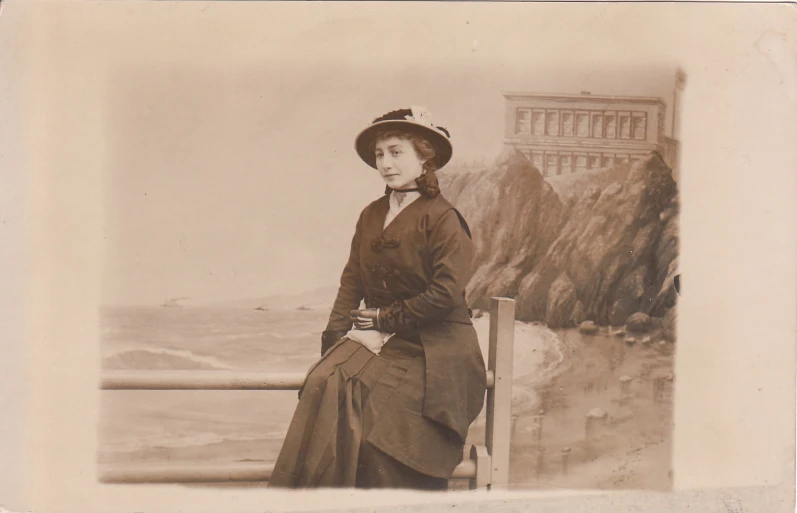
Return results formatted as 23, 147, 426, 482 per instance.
468, 444, 491, 490
485, 297, 515, 489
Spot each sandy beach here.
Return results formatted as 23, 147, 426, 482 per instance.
461, 315, 674, 490
508, 328, 674, 490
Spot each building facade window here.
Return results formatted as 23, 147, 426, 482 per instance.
516, 109, 531, 134
658, 107, 665, 138
532, 152, 544, 171
575, 154, 588, 173
513, 107, 648, 140
591, 113, 604, 138
632, 113, 647, 140
605, 112, 617, 138
546, 153, 558, 176
507, 100, 665, 176
546, 110, 560, 136
532, 110, 546, 135
576, 111, 590, 137
619, 112, 631, 139
560, 154, 573, 174
562, 111, 574, 136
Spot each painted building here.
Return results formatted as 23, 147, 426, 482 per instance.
502, 89, 681, 177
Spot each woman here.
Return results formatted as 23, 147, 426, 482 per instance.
269, 106, 486, 490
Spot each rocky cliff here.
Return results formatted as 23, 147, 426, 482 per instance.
439, 149, 679, 329
440, 152, 565, 305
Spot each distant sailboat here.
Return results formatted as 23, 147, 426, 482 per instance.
160, 297, 190, 308
255, 305, 270, 311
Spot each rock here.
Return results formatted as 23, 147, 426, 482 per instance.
652, 258, 679, 316
601, 182, 624, 200
441, 152, 678, 328
440, 148, 565, 312
570, 300, 587, 325
626, 312, 653, 333
625, 336, 637, 347
613, 329, 627, 338
579, 321, 599, 335
545, 273, 579, 327
611, 223, 657, 316
660, 307, 677, 342
641, 336, 652, 346
619, 375, 633, 383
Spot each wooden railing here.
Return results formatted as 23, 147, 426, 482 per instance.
99, 297, 516, 490
102, 370, 495, 391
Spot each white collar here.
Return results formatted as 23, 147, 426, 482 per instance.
384, 189, 421, 229
389, 189, 421, 210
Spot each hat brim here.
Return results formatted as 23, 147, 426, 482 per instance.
354, 120, 453, 170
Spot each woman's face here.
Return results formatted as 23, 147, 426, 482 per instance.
374, 136, 425, 190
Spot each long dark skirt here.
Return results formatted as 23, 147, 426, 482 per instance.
269, 335, 462, 489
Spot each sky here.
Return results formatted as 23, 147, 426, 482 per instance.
99, 4, 680, 306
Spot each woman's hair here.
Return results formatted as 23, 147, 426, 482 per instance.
370, 128, 439, 173
370, 128, 441, 197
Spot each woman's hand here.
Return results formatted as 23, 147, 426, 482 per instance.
350, 308, 379, 330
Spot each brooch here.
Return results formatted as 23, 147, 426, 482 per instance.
371, 235, 400, 253
372, 263, 402, 280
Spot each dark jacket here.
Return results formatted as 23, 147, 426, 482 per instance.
322, 192, 487, 443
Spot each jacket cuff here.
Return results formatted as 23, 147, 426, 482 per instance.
321, 329, 348, 356
377, 301, 421, 334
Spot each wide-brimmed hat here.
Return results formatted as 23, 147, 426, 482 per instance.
355, 106, 453, 170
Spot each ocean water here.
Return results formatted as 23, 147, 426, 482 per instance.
98, 306, 558, 468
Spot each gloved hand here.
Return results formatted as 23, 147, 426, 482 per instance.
350, 308, 379, 330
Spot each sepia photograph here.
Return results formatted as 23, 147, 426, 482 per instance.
0, 1, 794, 512
97, 51, 683, 491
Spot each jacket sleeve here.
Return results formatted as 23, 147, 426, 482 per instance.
378, 208, 473, 334
322, 210, 366, 355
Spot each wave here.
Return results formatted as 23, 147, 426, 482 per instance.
102, 347, 235, 371
470, 316, 565, 415
223, 331, 317, 340
212, 330, 319, 342
102, 430, 288, 453
507, 321, 567, 415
